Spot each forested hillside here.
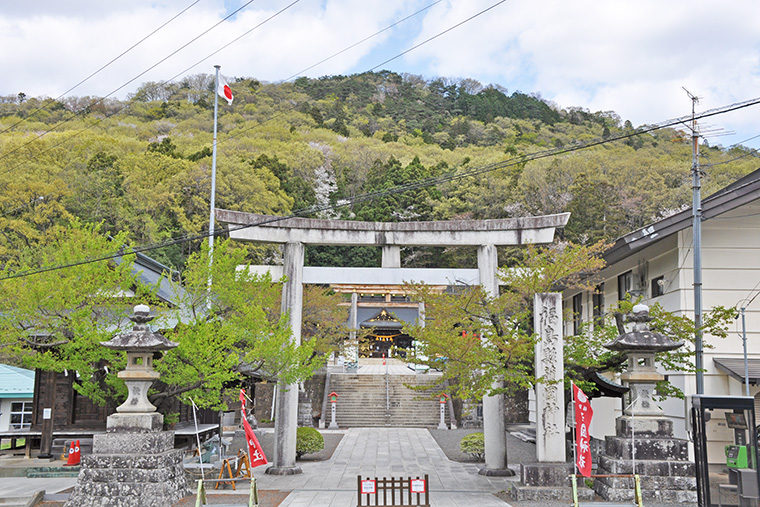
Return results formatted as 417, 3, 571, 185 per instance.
1, 71, 757, 271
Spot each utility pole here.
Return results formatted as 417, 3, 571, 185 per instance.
684, 87, 704, 394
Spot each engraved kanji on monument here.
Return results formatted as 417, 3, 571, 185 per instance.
533, 293, 565, 462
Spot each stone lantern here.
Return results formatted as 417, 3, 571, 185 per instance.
100, 304, 178, 430
593, 304, 696, 504
603, 303, 683, 416
65, 304, 189, 507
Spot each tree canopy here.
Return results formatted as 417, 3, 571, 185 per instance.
0, 225, 343, 421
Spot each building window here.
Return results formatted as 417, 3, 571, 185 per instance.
651, 276, 665, 297
592, 283, 604, 328
10, 401, 32, 430
618, 271, 633, 301
573, 293, 583, 335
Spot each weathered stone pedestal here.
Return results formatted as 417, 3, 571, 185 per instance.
65, 413, 190, 507
510, 463, 594, 502
594, 416, 697, 503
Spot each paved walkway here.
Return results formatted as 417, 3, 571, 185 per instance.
254, 427, 516, 507
0, 428, 516, 506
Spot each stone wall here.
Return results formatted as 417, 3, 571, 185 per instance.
504, 389, 530, 424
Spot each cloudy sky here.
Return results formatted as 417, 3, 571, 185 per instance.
3, 0, 760, 148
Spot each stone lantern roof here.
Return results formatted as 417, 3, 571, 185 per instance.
604, 304, 683, 353
100, 304, 178, 352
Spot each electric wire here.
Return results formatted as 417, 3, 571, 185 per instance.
0, 0, 258, 165
160, 0, 302, 86
278, 1, 443, 83
0, 0, 310, 180
702, 137, 760, 168
0, 0, 481, 178
3, 98, 760, 282
0, 0, 202, 135
366, 0, 506, 73
215, 0, 522, 145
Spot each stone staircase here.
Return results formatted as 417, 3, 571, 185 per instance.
329, 365, 450, 428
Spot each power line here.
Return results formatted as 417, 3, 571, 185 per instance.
163, 0, 302, 86
0, 0, 484, 179
0, 0, 305, 181
217, 0, 514, 145
4, 97, 760, 282
278, 1, 444, 83
367, 0, 507, 72
0, 0, 258, 165
0, 0, 202, 135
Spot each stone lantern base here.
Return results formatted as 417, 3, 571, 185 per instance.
64, 416, 190, 507
594, 415, 697, 503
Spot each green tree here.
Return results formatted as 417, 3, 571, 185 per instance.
0, 222, 152, 406
405, 242, 608, 400
566, 298, 735, 399
155, 240, 326, 414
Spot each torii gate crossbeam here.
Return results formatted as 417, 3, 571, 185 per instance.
217, 210, 569, 476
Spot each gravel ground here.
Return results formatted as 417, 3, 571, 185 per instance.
255, 431, 344, 462
427, 427, 536, 466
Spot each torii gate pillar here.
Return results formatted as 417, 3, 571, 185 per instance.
217, 210, 570, 476
477, 244, 511, 475
266, 242, 304, 475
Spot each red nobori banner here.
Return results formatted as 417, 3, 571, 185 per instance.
573, 383, 593, 477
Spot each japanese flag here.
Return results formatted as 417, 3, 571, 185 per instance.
217, 74, 234, 105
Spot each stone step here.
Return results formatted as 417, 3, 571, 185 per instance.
603, 435, 689, 461
26, 466, 80, 478
328, 372, 448, 427
597, 455, 695, 477
510, 484, 594, 502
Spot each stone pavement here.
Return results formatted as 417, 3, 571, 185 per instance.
253, 427, 516, 507
0, 427, 517, 506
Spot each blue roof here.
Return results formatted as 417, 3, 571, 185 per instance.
0, 364, 34, 398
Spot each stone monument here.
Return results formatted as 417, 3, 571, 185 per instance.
65, 304, 191, 507
534, 293, 566, 463
594, 304, 697, 503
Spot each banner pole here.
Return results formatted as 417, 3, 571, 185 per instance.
571, 382, 578, 477
191, 397, 205, 481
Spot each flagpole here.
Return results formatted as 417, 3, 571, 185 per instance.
207, 65, 221, 307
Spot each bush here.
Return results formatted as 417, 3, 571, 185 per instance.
460, 432, 485, 461
296, 427, 324, 459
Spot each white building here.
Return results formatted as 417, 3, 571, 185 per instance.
563, 168, 760, 444
0, 364, 34, 433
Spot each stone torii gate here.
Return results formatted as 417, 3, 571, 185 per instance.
217, 209, 569, 475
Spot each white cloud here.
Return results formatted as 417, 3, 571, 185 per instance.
2, 0, 760, 147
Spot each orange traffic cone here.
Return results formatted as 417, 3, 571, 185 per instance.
63, 439, 81, 466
